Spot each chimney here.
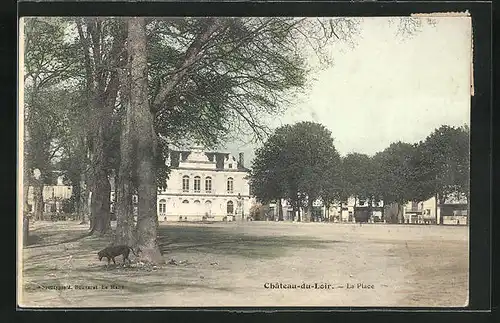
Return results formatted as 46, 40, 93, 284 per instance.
238, 152, 245, 168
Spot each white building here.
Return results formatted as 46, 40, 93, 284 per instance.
157, 145, 252, 222
268, 197, 384, 223
403, 193, 468, 225
327, 197, 384, 223
26, 175, 72, 213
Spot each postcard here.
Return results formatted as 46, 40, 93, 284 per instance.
18, 14, 472, 308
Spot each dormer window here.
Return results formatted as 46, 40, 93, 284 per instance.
228, 164, 233, 169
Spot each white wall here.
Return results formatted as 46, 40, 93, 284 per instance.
163, 168, 249, 196
157, 166, 251, 222
27, 185, 73, 205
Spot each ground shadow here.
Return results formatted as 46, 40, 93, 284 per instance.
26, 233, 46, 246
24, 221, 93, 248
157, 225, 342, 259
24, 223, 342, 262
22, 223, 345, 301
25, 231, 93, 249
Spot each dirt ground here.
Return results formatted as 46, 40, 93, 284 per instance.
18, 220, 469, 308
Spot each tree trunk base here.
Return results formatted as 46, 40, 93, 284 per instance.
137, 246, 165, 265
23, 215, 29, 247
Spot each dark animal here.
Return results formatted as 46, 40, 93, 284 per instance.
98, 245, 140, 265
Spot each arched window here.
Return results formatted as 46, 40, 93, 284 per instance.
205, 177, 212, 193
182, 176, 190, 192
182, 200, 189, 204
227, 177, 234, 193
194, 176, 201, 193
159, 199, 167, 214
227, 201, 234, 215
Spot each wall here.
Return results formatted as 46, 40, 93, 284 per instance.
157, 167, 251, 222
442, 216, 467, 225
421, 196, 437, 221
269, 197, 384, 222
26, 185, 73, 205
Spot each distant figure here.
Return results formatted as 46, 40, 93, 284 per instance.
457, 219, 460, 225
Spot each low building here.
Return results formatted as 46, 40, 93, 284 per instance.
267, 197, 384, 223
353, 198, 384, 223
402, 193, 468, 225
402, 201, 426, 224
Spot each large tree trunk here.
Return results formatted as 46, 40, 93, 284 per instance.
79, 18, 123, 236
277, 199, 283, 221
435, 192, 440, 225
368, 197, 373, 222
88, 96, 113, 235
115, 51, 135, 247
23, 171, 30, 245
384, 203, 400, 224
89, 168, 111, 235
128, 17, 163, 264
396, 203, 403, 224
88, 95, 113, 235
23, 213, 29, 246
115, 152, 135, 245
79, 174, 89, 224
23, 171, 31, 243
295, 200, 301, 222
306, 198, 313, 222
465, 193, 469, 226
339, 201, 343, 222
33, 179, 44, 221
23, 168, 31, 214
23, 167, 31, 245
72, 180, 81, 221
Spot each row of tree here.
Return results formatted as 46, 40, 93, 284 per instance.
22, 16, 440, 258
249, 122, 469, 223
23, 17, 377, 262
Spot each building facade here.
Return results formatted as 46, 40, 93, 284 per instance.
267, 197, 384, 223
26, 175, 72, 214
402, 193, 468, 225
157, 146, 252, 222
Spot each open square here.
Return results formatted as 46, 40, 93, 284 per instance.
20, 221, 468, 307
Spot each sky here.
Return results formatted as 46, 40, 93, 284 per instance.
224, 16, 472, 167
